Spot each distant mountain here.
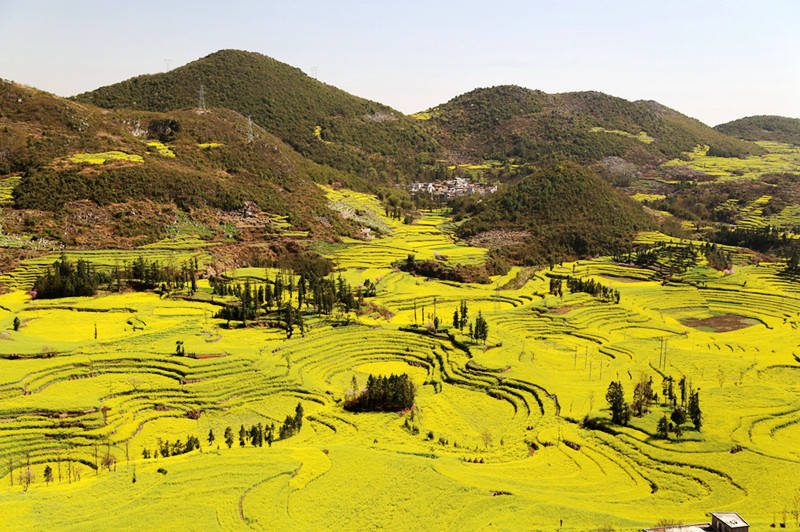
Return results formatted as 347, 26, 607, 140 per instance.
423, 85, 763, 164
0, 80, 354, 245
73, 49, 438, 180
715, 115, 800, 144
453, 160, 653, 263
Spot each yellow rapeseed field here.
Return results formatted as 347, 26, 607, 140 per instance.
0, 187, 798, 530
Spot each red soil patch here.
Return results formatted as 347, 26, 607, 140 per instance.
681, 314, 759, 333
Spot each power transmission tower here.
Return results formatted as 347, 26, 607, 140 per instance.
247, 115, 254, 143
164, 59, 172, 71
310, 66, 318, 79
198, 85, 206, 110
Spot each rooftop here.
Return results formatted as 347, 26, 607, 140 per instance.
710, 512, 749, 527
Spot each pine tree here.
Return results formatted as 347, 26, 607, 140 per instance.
284, 302, 295, 339
294, 403, 304, 431
208, 429, 215, 445
239, 425, 246, 447
688, 390, 702, 430
606, 381, 629, 425
224, 426, 234, 448
657, 415, 670, 439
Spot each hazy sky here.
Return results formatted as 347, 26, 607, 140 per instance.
1, 0, 798, 126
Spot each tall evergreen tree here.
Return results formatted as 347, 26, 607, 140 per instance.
606, 381, 629, 425
688, 390, 702, 430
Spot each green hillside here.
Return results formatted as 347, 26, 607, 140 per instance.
0, 80, 355, 244
73, 49, 438, 180
424, 85, 764, 164
715, 115, 800, 144
454, 160, 654, 263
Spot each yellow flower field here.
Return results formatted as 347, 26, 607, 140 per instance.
0, 187, 799, 530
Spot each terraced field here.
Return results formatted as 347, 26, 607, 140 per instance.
662, 142, 800, 182
1, 188, 799, 530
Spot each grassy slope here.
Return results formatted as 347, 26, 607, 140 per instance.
424, 85, 764, 164
715, 115, 800, 144
0, 80, 354, 240
73, 49, 439, 179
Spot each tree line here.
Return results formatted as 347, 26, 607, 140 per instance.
32, 254, 200, 299
212, 272, 375, 331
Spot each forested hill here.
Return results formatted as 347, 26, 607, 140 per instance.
0, 80, 354, 244
715, 115, 800, 144
422, 85, 764, 164
453, 160, 653, 264
73, 49, 438, 180
74, 51, 766, 181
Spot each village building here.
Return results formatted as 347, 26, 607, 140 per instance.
408, 177, 497, 200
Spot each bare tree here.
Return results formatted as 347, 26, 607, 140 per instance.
791, 489, 800, 527
480, 428, 493, 449
101, 453, 116, 472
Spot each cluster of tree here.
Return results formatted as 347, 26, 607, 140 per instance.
141, 435, 201, 459
565, 276, 620, 303
703, 244, 734, 271
279, 403, 304, 439
211, 403, 303, 449
452, 300, 469, 330
213, 279, 265, 323
383, 203, 414, 224
631, 376, 656, 416
399, 255, 492, 284
32, 254, 201, 299
712, 225, 792, 254
122, 256, 199, 292
468, 312, 489, 344
606, 377, 702, 435
344, 373, 415, 412
224, 423, 274, 448
548, 277, 564, 296
212, 272, 369, 329
619, 243, 703, 276
33, 255, 99, 299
